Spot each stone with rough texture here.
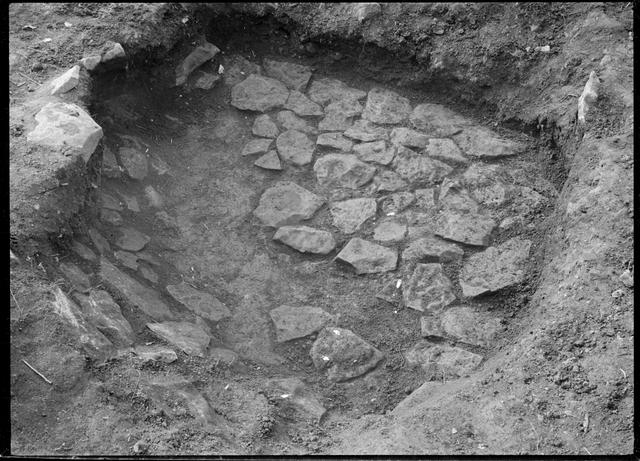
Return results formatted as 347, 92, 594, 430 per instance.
74, 289, 135, 346
276, 129, 314, 165
318, 99, 363, 132
362, 87, 411, 124
403, 263, 456, 313
380, 191, 415, 215
115, 227, 150, 252
241, 138, 273, 156
102, 42, 126, 63
308, 78, 367, 106
139, 265, 159, 284
144, 185, 163, 208
71, 240, 97, 261
403, 235, 463, 262
175, 42, 220, 86
284, 90, 324, 116
100, 258, 175, 321
147, 321, 211, 357
253, 181, 324, 227
376, 278, 404, 305
27, 102, 103, 162
425, 138, 467, 163
193, 72, 220, 90
81, 55, 101, 71
230, 74, 289, 112
273, 226, 336, 254
330, 198, 377, 234
433, 211, 496, 247
420, 306, 505, 347
317, 132, 353, 152
100, 192, 122, 211
268, 377, 326, 421
114, 250, 138, 270
314, 154, 376, 189
264, 59, 312, 91
373, 220, 407, 242
310, 327, 384, 382
393, 146, 453, 185
134, 345, 178, 364
353, 3, 382, 23
222, 54, 262, 86
405, 341, 483, 379
100, 209, 122, 226
336, 238, 398, 274
59, 262, 91, 292
353, 140, 395, 165
438, 182, 479, 213
270, 305, 335, 342
166, 281, 231, 322
102, 146, 122, 178
119, 147, 148, 180
453, 126, 524, 158
277, 110, 316, 134
370, 170, 407, 192
409, 103, 473, 136
344, 119, 389, 142
459, 237, 532, 297
210, 348, 238, 366
50, 65, 80, 95
389, 127, 429, 148
414, 188, 436, 209
252, 114, 279, 138
88, 228, 111, 254
254, 150, 282, 170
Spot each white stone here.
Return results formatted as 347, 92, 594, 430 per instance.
50, 65, 80, 95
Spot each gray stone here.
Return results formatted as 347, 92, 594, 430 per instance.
307, 78, 367, 106
452, 126, 525, 158
336, 238, 398, 274
373, 219, 407, 243
402, 235, 463, 262
175, 42, 220, 86
314, 154, 376, 189
284, 90, 324, 117
317, 132, 353, 152
269, 305, 335, 342
102, 146, 122, 178
193, 71, 220, 90
166, 281, 231, 322
403, 263, 455, 313
330, 198, 377, 234
421, 306, 505, 347
139, 264, 159, 284
344, 119, 389, 142
253, 181, 324, 227
459, 237, 532, 297
74, 289, 135, 346
370, 170, 407, 193
144, 185, 163, 209
143, 376, 217, 425
277, 110, 316, 134
71, 240, 97, 261
102, 42, 126, 63
134, 345, 178, 364
114, 250, 139, 270
276, 129, 314, 165
150, 155, 171, 176
425, 138, 467, 163
115, 227, 150, 252
252, 115, 279, 138
393, 146, 453, 185
254, 150, 282, 170
222, 54, 262, 86
510, 185, 548, 215
80, 55, 101, 71
100, 192, 122, 211
100, 209, 123, 226
438, 181, 479, 213
100, 258, 175, 321
353, 140, 395, 165
230, 74, 289, 112
389, 127, 429, 148
414, 188, 436, 209
405, 341, 483, 379
59, 262, 91, 292
409, 103, 473, 137
353, 2, 382, 23
146, 321, 211, 357
263, 59, 312, 91
318, 99, 363, 132
27, 102, 103, 162
273, 226, 336, 254
119, 147, 148, 180
50, 65, 80, 95
210, 347, 239, 366
433, 211, 496, 246
376, 278, 404, 305
268, 377, 326, 421
154, 211, 180, 236
241, 137, 273, 156
88, 227, 111, 254
380, 191, 415, 215
362, 87, 411, 124
620, 269, 634, 288
310, 327, 384, 381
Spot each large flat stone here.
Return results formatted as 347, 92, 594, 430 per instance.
392, 146, 453, 185
362, 87, 412, 124
263, 59, 312, 91
402, 235, 463, 262
276, 110, 316, 134
270, 305, 335, 342
409, 103, 474, 136
424, 138, 468, 164
253, 181, 324, 227
284, 90, 324, 116
370, 170, 408, 193
74, 289, 135, 346
433, 211, 496, 247
403, 263, 456, 313
405, 341, 483, 379
314, 154, 376, 189
276, 129, 314, 165
310, 327, 384, 382
389, 127, 429, 148
118, 147, 148, 180
318, 99, 363, 132
273, 226, 336, 254
27, 102, 103, 162
453, 126, 525, 158
254, 150, 282, 170
330, 198, 377, 234
166, 281, 231, 322
353, 140, 395, 165
373, 219, 407, 243
344, 119, 389, 142
336, 238, 398, 274
146, 321, 211, 357
420, 306, 505, 347
50, 65, 80, 95
115, 227, 150, 252
175, 42, 220, 86
241, 138, 273, 156
459, 237, 532, 297
230, 74, 289, 112
438, 181, 480, 213
307, 78, 367, 106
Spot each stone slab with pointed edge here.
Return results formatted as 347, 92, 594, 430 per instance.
50, 65, 80, 95
242, 138, 273, 156
270, 305, 335, 342
314, 154, 376, 189
284, 90, 324, 116
403, 263, 456, 313
277, 110, 316, 134
276, 129, 315, 165
253, 181, 324, 227
335, 238, 398, 274
330, 198, 377, 234
175, 42, 220, 86
263, 58, 312, 91
273, 226, 336, 254
453, 126, 525, 158
409, 103, 474, 137
344, 119, 390, 142
254, 150, 282, 170
353, 140, 395, 165
433, 211, 496, 247
424, 138, 468, 163
362, 87, 412, 124
393, 146, 453, 185
146, 321, 211, 357
252, 114, 279, 138
402, 235, 463, 262
317, 132, 354, 152
318, 99, 363, 132
389, 127, 429, 148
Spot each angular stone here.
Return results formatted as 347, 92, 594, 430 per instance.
254, 150, 282, 170
336, 238, 397, 274
166, 281, 231, 322
403, 263, 455, 313
393, 146, 453, 185
241, 137, 273, 156
253, 181, 324, 227
193, 71, 220, 90
80, 55, 101, 71
27, 102, 103, 162
210, 348, 238, 366
421, 306, 505, 347
222, 54, 262, 86
438, 181, 479, 213
453, 126, 525, 158
405, 341, 483, 379
269, 305, 335, 342
414, 188, 436, 209
175, 42, 220, 86
102, 146, 122, 178
59, 262, 91, 292
330, 198, 377, 234
284, 90, 324, 117
71, 240, 97, 261
459, 237, 532, 297
268, 377, 326, 421
409, 103, 473, 137
344, 119, 389, 142
50, 65, 80, 95
100, 209, 122, 226
273, 226, 336, 254
307, 78, 367, 106
263, 59, 312, 91
317, 132, 353, 152
318, 99, 363, 132
146, 321, 211, 357
230, 74, 289, 112
353, 2, 382, 22
370, 170, 407, 193
277, 110, 316, 134
100, 192, 122, 211
134, 345, 178, 364
114, 250, 139, 270
118, 147, 148, 180
362, 87, 411, 124
276, 129, 314, 165
373, 219, 407, 243
376, 278, 404, 305
433, 211, 496, 246
74, 289, 135, 346
402, 235, 463, 262
380, 191, 415, 215
88, 227, 111, 254
314, 154, 376, 189
143, 376, 217, 425
389, 127, 429, 148
144, 185, 163, 209
310, 327, 384, 381
252, 114, 279, 138
139, 264, 159, 284
353, 140, 395, 165
100, 258, 175, 321
425, 138, 467, 163
115, 227, 150, 252
102, 42, 126, 63
150, 155, 170, 176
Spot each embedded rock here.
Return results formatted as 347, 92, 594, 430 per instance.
370, 170, 407, 192
134, 345, 178, 364
59, 262, 91, 292
166, 281, 231, 322
100, 209, 122, 226
284, 90, 324, 116
362, 87, 412, 124
402, 235, 463, 262
146, 321, 211, 357
71, 240, 97, 261
344, 119, 389, 142
424, 138, 467, 163
263, 58, 312, 91
115, 227, 150, 252
241, 137, 273, 156
380, 191, 415, 215
230, 74, 289, 112
414, 188, 436, 209
252, 114, 279, 138
389, 127, 429, 148
353, 2, 382, 23
393, 146, 453, 185
253, 181, 324, 227
277, 110, 316, 134
314, 154, 376, 189
373, 219, 407, 243
453, 126, 525, 158
273, 226, 336, 254
74, 289, 135, 346
268, 377, 326, 421
405, 341, 483, 379
307, 78, 367, 106
330, 198, 377, 234
403, 263, 455, 313
276, 129, 314, 165
318, 99, 363, 132
119, 147, 148, 180
420, 306, 505, 347
88, 227, 111, 254
317, 132, 353, 152
353, 140, 395, 165
50, 65, 80, 95
409, 103, 473, 136
270, 305, 335, 342
335, 238, 398, 274
254, 150, 282, 170
193, 71, 220, 90
433, 211, 496, 246
101, 146, 122, 178
175, 42, 220, 86
114, 250, 138, 270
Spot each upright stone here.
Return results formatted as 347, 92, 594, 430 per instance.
253, 182, 324, 227
362, 87, 412, 124
403, 263, 456, 313
314, 154, 376, 189
263, 59, 312, 91
335, 238, 397, 274
330, 198, 377, 234
166, 281, 231, 322
270, 305, 335, 342
230, 74, 289, 112
276, 130, 314, 165
175, 42, 220, 86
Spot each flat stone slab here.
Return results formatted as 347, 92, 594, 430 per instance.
373, 219, 407, 243
241, 138, 273, 156
276, 129, 314, 165
166, 281, 231, 322
254, 150, 282, 170
284, 90, 324, 116
438, 182, 479, 213
318, 99, 363, 132
393, 146, 453, 185
277, 110, 316, 134
59, 262, 91, 292
389, 127, 429, 148
425, 138, 468, 163
353, 140, 395, 165
402, 235, 463, 262
133, 345, 178, 364
362, 87, 412, 124
269, 305, 335, 342
314, 154, 376, 189
330, 198, 377, 234
420, 306, 505, 347
175, 42, 220, 86
433, 211, 496, 247
409, 103, 473, 137
403, 263, 456, 313
453, 126, 525, 158
119, 147, 148, 180
253, 181, 324, 227
307, 78, 367, 106
336, 238, 398, 274
27, 102, 103, 162
115, 227, 150, 252
317, 132, 353, 152
222, 54, 263, 86
74, 289, 135, 346
310, 327, 384, 382
252, 114, 279, 138
405, 341, 483, 379
459, 237, 532, 297
50, 65, 80, 95
146, 321, 211, 357
273, 226, 336, 254
344, 119, 389, 142
230, 74, 289, 112
370, 170, 408, 193
100, 258, 175, 321
263, 58, 312, 91
380, 191, 415, 215
114, 250, 138, 270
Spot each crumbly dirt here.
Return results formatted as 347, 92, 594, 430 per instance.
8, 2, 634, 456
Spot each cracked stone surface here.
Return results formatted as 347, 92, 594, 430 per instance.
402, 263, 456, 313
276, 129, 315, 165
335, 238, 398, 274
273, 225, 336, 254
330, 198, 377, 234
230, 74, 289, 112
253, 181, 324, 227
314, 154, 376, 189
362, 87, 412, 124
166, 281, 231, 322
269, 305, 335, 342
